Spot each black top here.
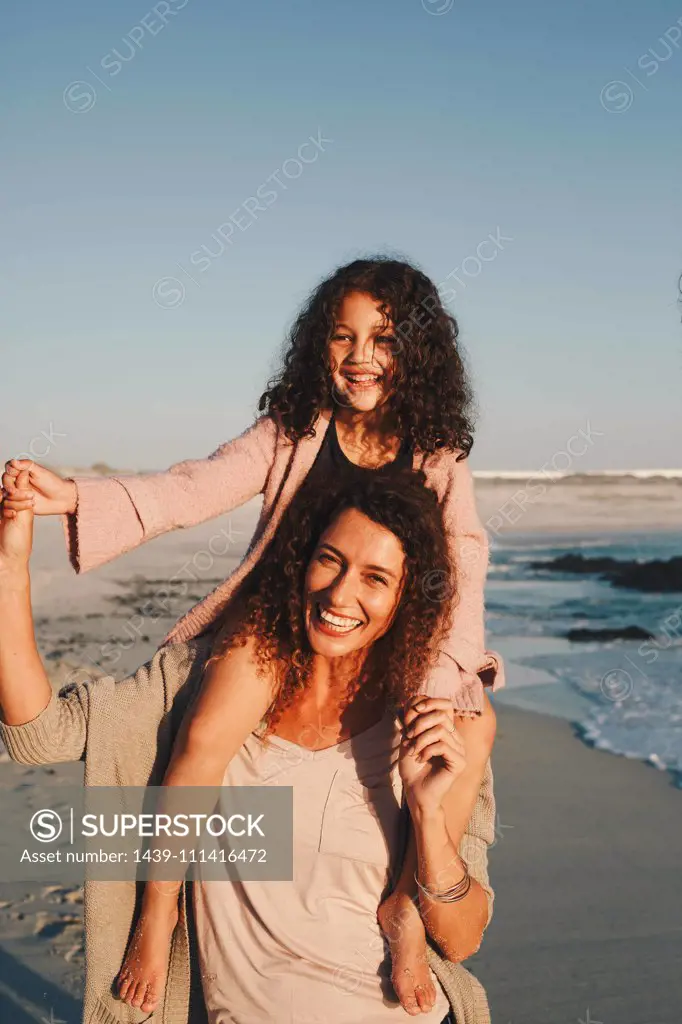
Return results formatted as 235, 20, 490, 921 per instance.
305, 415, 414, 491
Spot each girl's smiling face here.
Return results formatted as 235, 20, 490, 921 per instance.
327, 291, 398, 413
304, 507, 406, 659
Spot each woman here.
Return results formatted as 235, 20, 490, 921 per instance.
0, 469, 497, 1024
2, 257, 503, 1012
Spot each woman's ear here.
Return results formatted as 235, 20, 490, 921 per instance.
374, 565, 407, 641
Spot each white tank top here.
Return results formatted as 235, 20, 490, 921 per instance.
193, 710, 450, 1023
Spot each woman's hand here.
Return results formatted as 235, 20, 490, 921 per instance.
0, 469, 35, 575
1, 459, 77, 517
399, 696, 467, 818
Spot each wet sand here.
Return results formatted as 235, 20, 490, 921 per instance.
480, 702, 682, 1024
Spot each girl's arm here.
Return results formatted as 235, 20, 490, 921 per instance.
2, 415, 279, 574
425, 454, 505, 711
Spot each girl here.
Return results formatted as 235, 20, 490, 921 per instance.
0, 467, 497, 1023
2, 257, 503, 1014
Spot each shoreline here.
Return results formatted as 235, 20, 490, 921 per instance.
494, 678, 682, 791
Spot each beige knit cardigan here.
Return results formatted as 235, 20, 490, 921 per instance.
61, 409, 505, 716
0, 638, 496, 1024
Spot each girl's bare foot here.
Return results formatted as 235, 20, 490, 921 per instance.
116, 897, 179, 1012
378, 890, 437, 1016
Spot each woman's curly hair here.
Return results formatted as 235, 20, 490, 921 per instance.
258, 256, 476, 459
208, 470, 456, 731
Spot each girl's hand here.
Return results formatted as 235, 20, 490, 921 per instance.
399, 697, 467, 817
0, 469, 35, 573
1, 459, 77, 517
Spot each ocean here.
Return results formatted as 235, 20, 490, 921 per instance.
487, 529, 682, 788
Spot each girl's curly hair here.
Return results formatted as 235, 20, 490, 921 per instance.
258, 256, 476, 459
208, 470, 456, 731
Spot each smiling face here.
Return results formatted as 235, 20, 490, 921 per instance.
304, 507, 406, 659
327, 291, 398, 413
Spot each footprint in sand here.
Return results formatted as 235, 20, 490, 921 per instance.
41, 885, 83, 905
33, 912, 82, 938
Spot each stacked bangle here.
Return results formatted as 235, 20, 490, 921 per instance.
414, 857, 471, 903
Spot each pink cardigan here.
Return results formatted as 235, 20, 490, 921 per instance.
62, 409, 505, 714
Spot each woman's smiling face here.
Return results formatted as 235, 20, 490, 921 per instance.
304, 507, 406, 658
327, 291, 398, 413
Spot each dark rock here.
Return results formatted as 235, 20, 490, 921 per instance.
565, 625, 654, 643
530, 554, 619, 574
530, 553, 682, 593
610, 558, 682, 593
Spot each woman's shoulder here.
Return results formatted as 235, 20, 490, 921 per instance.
206, 633, 278, 691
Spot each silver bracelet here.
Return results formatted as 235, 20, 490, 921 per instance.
414, 858, 471, 904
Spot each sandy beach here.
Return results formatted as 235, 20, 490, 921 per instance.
481, 704, 682, 1023
1, 476, 681, 1022
474, 471, 682, 535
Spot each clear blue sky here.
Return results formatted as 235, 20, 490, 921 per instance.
3, 0, 681, 470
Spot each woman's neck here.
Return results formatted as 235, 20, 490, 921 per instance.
309, 648, 364, 697
268, 652, 386, 750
